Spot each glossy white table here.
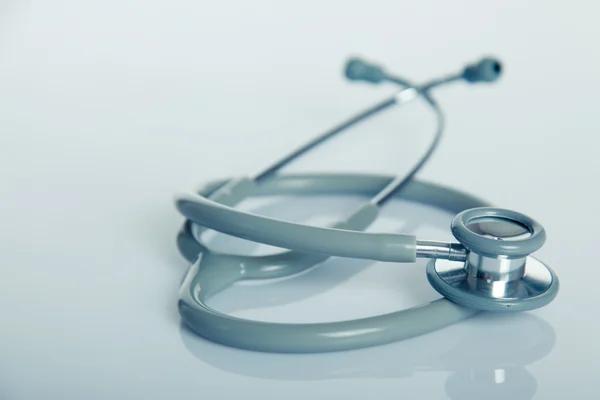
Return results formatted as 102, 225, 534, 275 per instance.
1, 1, 598, 398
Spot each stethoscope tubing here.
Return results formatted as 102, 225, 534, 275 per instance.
172, 56, 547, 352
177, 174, 490, 353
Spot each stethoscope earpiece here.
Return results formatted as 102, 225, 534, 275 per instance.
462, 57, 503, 83
344, 56, 503, 88
427, 207, 559, 312
344, 57, 387, 83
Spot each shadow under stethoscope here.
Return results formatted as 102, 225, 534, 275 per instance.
179, 194, 556, 399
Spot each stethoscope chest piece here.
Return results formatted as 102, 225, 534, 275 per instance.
426, 207, 559, 312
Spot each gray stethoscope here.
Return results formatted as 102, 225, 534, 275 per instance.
174, 56, 559, 353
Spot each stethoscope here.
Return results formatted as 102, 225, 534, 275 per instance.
174, 56, 559, 353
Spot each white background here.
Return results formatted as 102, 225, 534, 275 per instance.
1, 1, 599, 399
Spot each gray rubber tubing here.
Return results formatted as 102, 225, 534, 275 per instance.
176, 173, 491, 353
176, 178, 417, 263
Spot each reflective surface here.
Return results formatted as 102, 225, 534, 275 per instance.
466, 253, 526, 282
465, 216, 533, 241
416, 240, 468, 261
428, 256, 558, 311
1, 1, 598, 399
181, 312, 555, 400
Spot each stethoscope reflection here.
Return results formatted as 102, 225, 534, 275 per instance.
181, 313, 553, 400
179, 194, 555, 399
